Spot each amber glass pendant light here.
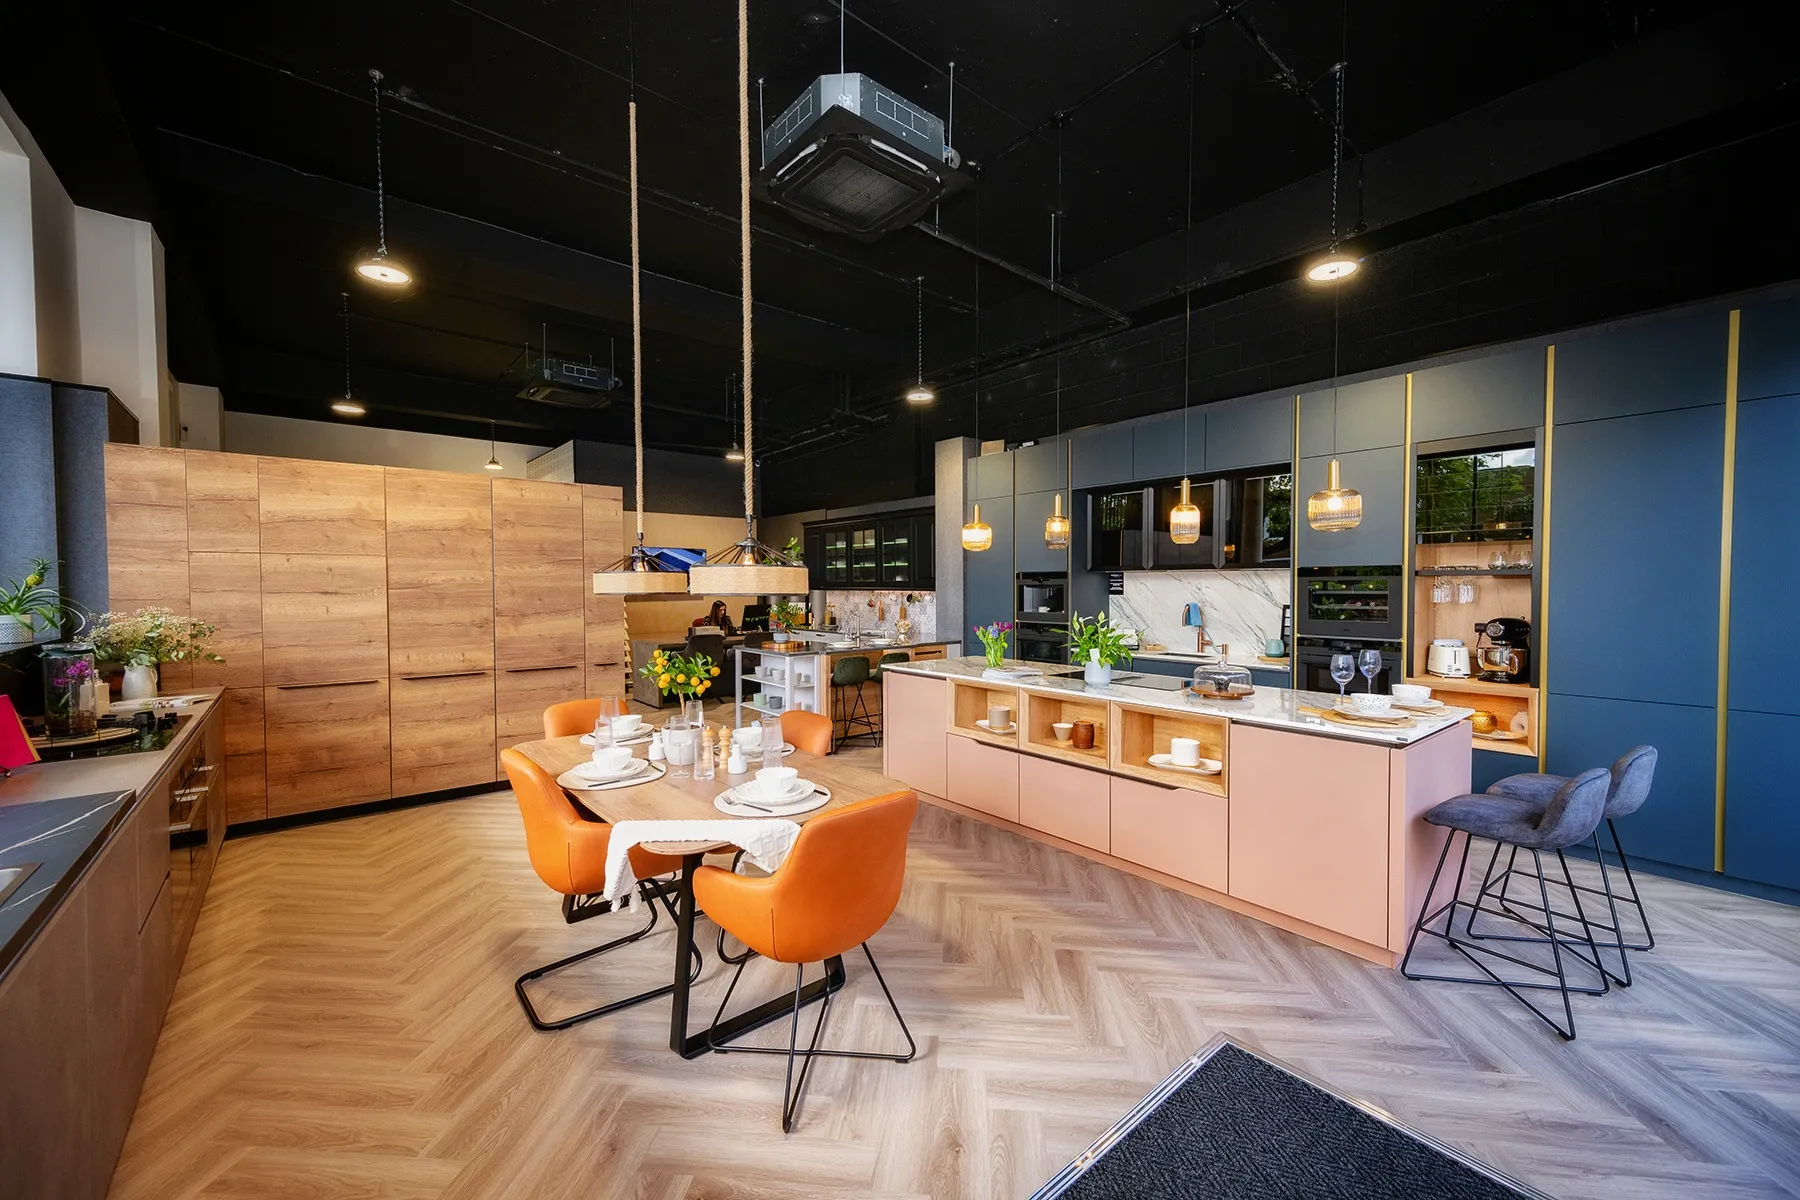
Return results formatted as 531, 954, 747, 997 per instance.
962, 503, 993, 552
1043, 128, 1070, 552
1168, 49, 1201, 545
1307, 459, 1363, 531
1169, 478, 1202, 544
961, 185, 991, 553
1045, 492, 1071, 550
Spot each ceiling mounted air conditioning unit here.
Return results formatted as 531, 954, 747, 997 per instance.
514, 356, 619, 408
755, 73, 968, 240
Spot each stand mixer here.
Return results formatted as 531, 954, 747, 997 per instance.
1474, 617, 1532, 683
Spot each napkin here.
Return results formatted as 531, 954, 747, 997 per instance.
602, 818, 801, 908
0, 697, 38, 773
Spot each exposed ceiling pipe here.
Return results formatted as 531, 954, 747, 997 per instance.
911, 220, 1129, 328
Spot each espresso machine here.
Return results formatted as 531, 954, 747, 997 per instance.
1474, 618, 1532, 683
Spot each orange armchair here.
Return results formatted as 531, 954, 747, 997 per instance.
780, 708, 833, 756
693, 789, 919, 1130
500, 748, 697, 1030
543, 697, 629, 740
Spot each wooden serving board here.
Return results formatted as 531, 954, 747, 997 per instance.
1298, 705, 1418, 729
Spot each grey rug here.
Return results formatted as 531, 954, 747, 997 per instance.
1034, 1037, 1546, 1200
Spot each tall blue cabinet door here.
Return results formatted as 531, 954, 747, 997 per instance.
1132, 412, 1201, 481
1204, 395, 1293, 473
964, 497, 1014, 635
1544, 694, 1717, 872
1071, 425, 1133, 489
1299, 377, 1405, 457
969, 451, 1014, 501
1728, 394, 1800, 718
1294, 446, 1404, 568
1737, 294, 1800, 401
1547, 406, 1723, 703
1013, 437, 1068, 494
1723, 710, 1800, 890
1411, 348, 1545, 442
1555, 312, 1727, 424
1014, 490, 1072, 573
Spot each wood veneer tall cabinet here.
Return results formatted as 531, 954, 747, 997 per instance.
493, 478, 587, 772
582, 484, 628, 699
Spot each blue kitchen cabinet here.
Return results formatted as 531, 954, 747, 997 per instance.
964, 496, 1014, 635
1129, 658, 1192, 680
1294, 446, 1405, 568
1132, 412, 1202, 481
969, 451, 1014, 500
1738, 294, 1800, 401
1724, 709, 1800, 891
1544, 693, 1717, 872
1411, 348, 1546, 442
1248, 667, 1292, 690
1548, 407, 1722, 704
1014, 436, 1068, 494
1555, 311, 1727, 424
1728, 394, 1800, 718
1471, 749, 1523, 795
1071, 425, 1133, 489
1204, 394, 1294, 473
0, 378, 59, 588
1300, 376, 1405, 457
1014, 490, 1072, 573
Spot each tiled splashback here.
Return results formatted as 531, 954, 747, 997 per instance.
822, 590, 937, 642
1109, 569, 1290, 660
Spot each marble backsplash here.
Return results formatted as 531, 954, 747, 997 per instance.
821, 590, 937, 642
1109, 569, 1290, 661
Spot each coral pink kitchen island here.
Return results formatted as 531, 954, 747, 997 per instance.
882, 658, 1476, 966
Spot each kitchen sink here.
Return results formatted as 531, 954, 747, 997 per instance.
0, 863, 41, 907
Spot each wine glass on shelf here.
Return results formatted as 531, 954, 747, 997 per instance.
1358, 649, 1383, 693
1330, 653, 1355, 699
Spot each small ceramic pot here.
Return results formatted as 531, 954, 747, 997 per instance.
1070, 720, 1095, 750
1083, 662, 1113, 689
121, 663, 159, 702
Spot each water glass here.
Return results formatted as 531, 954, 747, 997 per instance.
761, 712, 784, 768
1358, 649, 1383, 692
1456, 580, 1477, 604
665, 715, 692, 776
1329, 653, 1355, 697
693, 731, 716, 782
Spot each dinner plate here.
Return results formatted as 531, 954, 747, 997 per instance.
1389, 698, 1445, 712
1147, 752, 1223, 776
974, 718, 1016, 734
1333, 700, 1409, 723
731, 776, 813, 804
569, 757, 650, 783
578, 730, 652, 747
714, 783, 831, 818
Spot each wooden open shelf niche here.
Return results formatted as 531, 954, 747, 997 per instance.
1404, 675, 1539, 758
1019, 691, 1109, 768
1107, 702, 1230, 797
1411, 540, 1535, 679
947, 677, 1021, 748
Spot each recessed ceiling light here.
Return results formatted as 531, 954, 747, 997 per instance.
331, 398, 366, 417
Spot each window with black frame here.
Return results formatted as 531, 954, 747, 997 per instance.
1415, 447, 1535, 544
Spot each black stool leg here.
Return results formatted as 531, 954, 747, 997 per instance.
1607, 819, 1656, 952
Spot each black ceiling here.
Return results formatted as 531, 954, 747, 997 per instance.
7, 0, 1791, 509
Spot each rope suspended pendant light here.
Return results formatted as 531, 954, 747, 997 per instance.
686, 0, 808, 596
595, 21, 690, 595
1305, 61, 1364, 533
354, 70, 412, 287
1043, 120, 1070, 551
1169, 41, 1202, 545
330, 293, 365, 416
961, 184, 992, 553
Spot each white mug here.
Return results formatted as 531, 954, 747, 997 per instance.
1169, 737, 1202, 767
988, 704, 1013, 730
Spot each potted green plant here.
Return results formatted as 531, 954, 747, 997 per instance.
89, 607, 224, 701
1068, 611, 1134, 688
768, 599, 806, 643
0, 557, 66, 647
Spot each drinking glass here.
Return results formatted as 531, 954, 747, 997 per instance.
1456, 580, 1477, 604
760, 712, 784, 769
665, 714, 692, 776
596, 696, 625, 745
1358, 649, 1383, 693
693, 731, 716, 782
1329, 653, 1355, 698
1432, 579, 1452, 604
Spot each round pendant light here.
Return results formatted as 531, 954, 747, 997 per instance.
1307, 459, 1364, 531
483, 420, 504, 471
961, 502, 993, 552
1302, 63, 1358, 288
354, 70, 412, 288
1305, 252, 1360, 283
330, 399, 366, 417
1169, 478, 1202, 544
904, 276, 935, 404
330, 293, 365, 417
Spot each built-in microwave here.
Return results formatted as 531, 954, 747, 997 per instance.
1016, 572, 1068, 624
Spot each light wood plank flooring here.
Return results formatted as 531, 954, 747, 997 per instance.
110, 744, 1800, 1199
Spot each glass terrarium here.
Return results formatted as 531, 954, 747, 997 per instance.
1190, 663, 1254, 700
41, 642, 100, 738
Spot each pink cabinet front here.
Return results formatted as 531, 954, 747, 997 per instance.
883, 672, 948, 797
947, 734, 1019, 823
1110, 775, 1227, 892
1019, 755, 1110, 853
1227, 724, 1390, 948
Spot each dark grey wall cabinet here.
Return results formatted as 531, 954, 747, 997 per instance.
1071, 425, 1133, 489
1013, 436, 1068, 494
969, 451, 1014, 500
1294, 446, 1405, 568
0, 378, 59, 605
1204, 395, 1293, 472
1131, 412, 1201, 481
1555, 312, 1728, 424
1014, 490, 1071, 573
50, 385, 115, 619
1411, 348, 1546, 442
965, 496, 1014, 635
1737, 294, 1800, 401
1300, 377, 1406, 457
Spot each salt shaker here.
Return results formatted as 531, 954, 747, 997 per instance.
647, 730, 666, 762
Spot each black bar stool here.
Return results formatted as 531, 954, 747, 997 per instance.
831, 655, 877, 747
1401, 768, 1612, 1040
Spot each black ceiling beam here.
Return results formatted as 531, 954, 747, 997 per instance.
163, 133, 904, 372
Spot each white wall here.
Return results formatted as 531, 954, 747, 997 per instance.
74, 207, 168, 445
0, 87, 79, 380
176, 382, 222, 450
222, 410, 552, 476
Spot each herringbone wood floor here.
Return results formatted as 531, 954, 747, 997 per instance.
109, 745, 1800, 1199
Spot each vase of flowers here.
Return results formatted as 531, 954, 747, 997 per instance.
89, 607, 224, 700
1, 556, 66, 647
768, 599, 806, 644
973, 621, 1014, 669
41, 642, 99, 737
1068, 611, 1133, 689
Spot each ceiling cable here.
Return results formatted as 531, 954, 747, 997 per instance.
370, 70, 388, 256
1181, 44, 1195, 474
738, 0, 754, 518
341, 292, 352, 398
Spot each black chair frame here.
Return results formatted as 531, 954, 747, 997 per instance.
515, 876, 702, 1032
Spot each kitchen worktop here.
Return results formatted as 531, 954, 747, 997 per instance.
1130, 648, 1285, 673
743, 638, 957, 657
0, 692, 222, 810
881, 657, 1471, 747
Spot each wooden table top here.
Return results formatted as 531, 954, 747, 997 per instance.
513, 734, 906, 854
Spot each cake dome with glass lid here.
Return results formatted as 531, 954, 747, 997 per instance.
1190, 663, 1254, 700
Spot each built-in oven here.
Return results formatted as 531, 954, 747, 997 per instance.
1016, 572, 1068, 625
1015, 624, 1070, 665
1294, 636, 1404, 695
1296, 565, 1404, 642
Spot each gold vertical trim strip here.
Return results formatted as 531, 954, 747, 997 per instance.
1716, 310, 1740, 873
1538, 346, 1554, 771
1402, 375, 1414, 679
1290, 393, 1301, 685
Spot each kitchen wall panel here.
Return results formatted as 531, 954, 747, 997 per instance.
1294, 446, 1405, 568
1204, 394, 1293, 473
1013, 436, 1067, 494
1070, 425, 1133, 489
1132, 411, 1201, 480
1723, 709, 1800, 891
1736, 293, 1800, 401
1411, 348, 1545, 442
1554, 311, 1727, 424
1300, 377, 1405, 457
1727, 394, 1800, 718
969, 451, 1013, 501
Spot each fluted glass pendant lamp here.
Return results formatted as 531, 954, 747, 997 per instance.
353, 70, 412, 287
1168, 49, 1201, 546
594, 65, 689, 594
962, 187, 992, 553
686, 0, 808, 597
962, 503, 993, 552
1043, 135, 1070, 551
1045, 492, 1071, 550
1307, 459, 1363, 531
1170, 478, 1202, 544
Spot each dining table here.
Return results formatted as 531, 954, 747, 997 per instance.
512, 733, 909, 1059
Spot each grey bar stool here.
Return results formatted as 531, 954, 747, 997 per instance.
1474, 746, 1658, 987
831, 655, 878, 747
1401, 768, 1612, 1040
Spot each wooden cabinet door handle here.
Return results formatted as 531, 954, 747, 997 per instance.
398, 671, 489, 681
504, 665, 579, 674
275, 679, 382, 690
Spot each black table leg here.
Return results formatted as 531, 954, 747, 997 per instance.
668, 853, 847, 1060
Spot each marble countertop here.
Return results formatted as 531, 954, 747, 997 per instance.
1130, 649, 1289, 672
882, 658, 1470, 747
740, 638, 957, 657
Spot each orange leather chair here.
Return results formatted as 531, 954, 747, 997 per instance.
781, 708, 833, 756
543, 698, 622, 740
693, 789, 919, 1130
500, 747, 698, 1031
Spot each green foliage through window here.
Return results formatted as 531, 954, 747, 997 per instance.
1416, 448, 1535, 543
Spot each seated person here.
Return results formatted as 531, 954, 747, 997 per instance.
690, 599, 738, 636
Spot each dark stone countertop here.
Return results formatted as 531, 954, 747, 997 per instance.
0, 791, 133, 977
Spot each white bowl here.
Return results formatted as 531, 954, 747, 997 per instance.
1349, 693, 1394, 715
611, 713, 644, 735
590, 746, 635, 774
746, 765, 798, 797
1390, 684, 1431, 705
1052, 722, 1074, 743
